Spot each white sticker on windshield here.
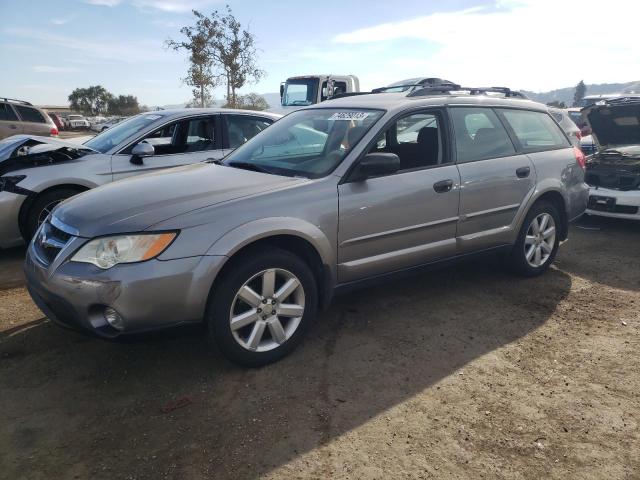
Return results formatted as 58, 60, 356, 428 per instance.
329, 112, 370, 121
144, 114, 162, 120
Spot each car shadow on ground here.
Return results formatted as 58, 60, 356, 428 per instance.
0, 257, 571, 479
557, 217, 640, 292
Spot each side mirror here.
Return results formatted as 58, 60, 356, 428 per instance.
279, 83, 285, 100
350, 153, 400, 182
130, 142, 154, 165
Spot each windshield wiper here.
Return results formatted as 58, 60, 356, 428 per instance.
226, 161, 273, 174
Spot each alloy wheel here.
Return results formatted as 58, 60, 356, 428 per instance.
524, 213, 556, 268
229, 268, 305, 352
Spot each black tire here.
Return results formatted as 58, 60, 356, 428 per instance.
508, 200, 561, 277
206, 248, 318, 367
25, 188, 81, 239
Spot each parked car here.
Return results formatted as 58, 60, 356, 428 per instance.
0, 108, 280, 248
549, 107, 581, 148
24, 89, 588, 366
90, 117, 123, 133
0, 98, 58, 140
65, 114, 91, 130
583, 97, 640, 220
48, 112, 65, 132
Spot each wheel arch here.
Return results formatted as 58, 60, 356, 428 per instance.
18, 183, 91, 239
529, 189, 569, 241
207, 219, 336, 309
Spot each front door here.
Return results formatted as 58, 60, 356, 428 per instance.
337, 110, 461, 283
110, 114, 223, 181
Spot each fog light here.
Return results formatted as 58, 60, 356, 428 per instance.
104, 307, 124, 331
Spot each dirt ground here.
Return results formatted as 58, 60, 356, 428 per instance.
0, 216, 638, 480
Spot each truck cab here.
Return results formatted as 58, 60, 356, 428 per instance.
273, 75, 360, 114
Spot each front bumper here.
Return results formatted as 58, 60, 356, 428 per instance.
0, 191, 27, 248
24, 241, 227, 337
586, 186, 640, 220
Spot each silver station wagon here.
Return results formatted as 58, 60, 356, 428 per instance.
0, 108, 280, 248
25, 87, 588, 366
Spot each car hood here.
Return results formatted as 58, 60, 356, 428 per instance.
53, 163, 307, 238
0, 135, 97, 175
583, 99, 640, 150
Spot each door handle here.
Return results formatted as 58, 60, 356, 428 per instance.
9, 125, 17, 129
433, 179, 454, 193
516, 166, 531, 178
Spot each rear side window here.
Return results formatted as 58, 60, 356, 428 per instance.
450, 107, 516, 162
0, 103, 19, 121
225, 115, 272, 149
14, 105, 46, 123
499, 109, 569, 150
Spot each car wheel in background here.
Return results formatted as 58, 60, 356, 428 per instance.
26, 188, 83, 239
206, 248, 318, 367
508, 200, 560, 277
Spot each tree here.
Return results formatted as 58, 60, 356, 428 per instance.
68, 85, 112, 115
166, 11, 218, 108
573, 80, 587, 107
107, 95, 141, 116
208, 6, 265, 107
168, 7, 265, 108
225, 92, 269, 110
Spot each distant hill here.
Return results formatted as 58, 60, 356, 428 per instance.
523, 81, 640, 106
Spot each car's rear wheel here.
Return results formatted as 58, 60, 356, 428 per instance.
206, 248, 318, 367
509, 200, 560, 277
25, 188, 81, 239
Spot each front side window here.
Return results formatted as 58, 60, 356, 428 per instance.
85, 113, 167, 153
369, 111, 443, 171
450, 107, 516, 162
0, 103, 18, 121
14, 105, 46, 123
226, 115, 273, 149
125, 116, 217, 155
499, 109, 569, 150
223, 108, 384, 178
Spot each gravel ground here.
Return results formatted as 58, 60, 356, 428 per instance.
0, 216, 638, 480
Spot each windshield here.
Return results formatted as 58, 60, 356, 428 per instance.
282, 79, 319, 107
84, 113, 165, 153
223, 108, 384, 178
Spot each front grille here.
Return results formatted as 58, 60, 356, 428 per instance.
34, 218, 74, 266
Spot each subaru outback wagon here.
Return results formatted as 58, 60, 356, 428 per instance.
25, 88, 588, 366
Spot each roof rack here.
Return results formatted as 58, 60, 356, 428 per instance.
602, 96, 640, 106
2, 97, 33, 106
407, 85, 527, 99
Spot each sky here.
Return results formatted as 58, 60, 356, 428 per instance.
1, 0, 639, 107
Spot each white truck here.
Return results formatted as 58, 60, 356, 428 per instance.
272, 75, 360, 114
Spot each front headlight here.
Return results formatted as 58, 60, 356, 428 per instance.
71, 232, 177, 269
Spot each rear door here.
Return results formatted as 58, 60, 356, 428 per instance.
222, 114, 275, 156
452, 107, 536, 252
13, 105, 51, 136
0, 102, 22, 139
338, 109, 460, 282
110, 114, 223, 181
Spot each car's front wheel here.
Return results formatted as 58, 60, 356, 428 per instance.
206, 248, 318, 367
509, 200, 560, 277
25, 188, 81, 239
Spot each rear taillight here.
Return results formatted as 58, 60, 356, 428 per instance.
574, 146, 586, 169
50, 127, 59, 137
